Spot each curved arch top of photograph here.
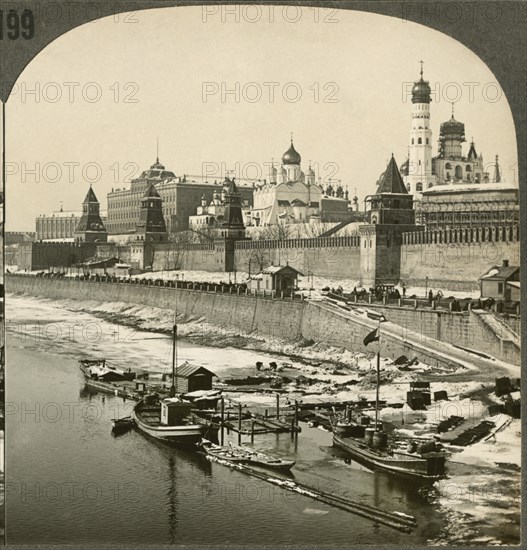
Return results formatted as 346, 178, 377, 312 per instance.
1, 2, 523, 548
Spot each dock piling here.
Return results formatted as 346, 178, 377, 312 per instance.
238, 403, 242, 445
220, 397, 225, 446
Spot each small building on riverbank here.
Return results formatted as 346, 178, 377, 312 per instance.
248, 264, 303, 294
479, 260, 520, 301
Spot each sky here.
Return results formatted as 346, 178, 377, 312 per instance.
4, 5, 518, 231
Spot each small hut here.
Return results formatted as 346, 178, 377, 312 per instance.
175, 362, 215, 393
248, 265, 303, 295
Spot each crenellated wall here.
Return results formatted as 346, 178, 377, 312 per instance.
11, 224, 520, 293
234, 236, 362, 279
400, 238, 521, 291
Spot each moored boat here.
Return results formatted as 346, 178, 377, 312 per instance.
111, 416, 134, 434
132, 324, 214, 447
79, 359, 135, 382
333, 430, 447, 483
133, 393, 208, 446
247, 451, 296, 472
199, 439, 251, 463
333, 325, 448, 483
200, 440, 295, 472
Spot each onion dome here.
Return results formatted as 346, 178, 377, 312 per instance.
412, 79, 431, 104
412, 62, 431, 104
282, 140, 301, 165
306, 165, 315, 177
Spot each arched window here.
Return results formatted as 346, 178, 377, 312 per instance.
416, 182, 423, 192
455, 165, 463, 179
411, 138, 414, 144
445, 162, 452, 169
466, 165, 472, 172
418, 138, 422, 144
428, 182, 433, 188
426, 138, 429, 144
406, 183, 411, 192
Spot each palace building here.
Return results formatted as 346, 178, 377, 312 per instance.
36, 198, 107, 242
106, 157, 254, 235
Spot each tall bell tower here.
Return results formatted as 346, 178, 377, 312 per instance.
405, 62, 436, 197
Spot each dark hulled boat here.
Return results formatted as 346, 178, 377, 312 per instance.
333, 426, 447, 483
333, 326, 448, 483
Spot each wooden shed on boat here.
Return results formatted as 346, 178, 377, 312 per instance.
175, 362, 215, 393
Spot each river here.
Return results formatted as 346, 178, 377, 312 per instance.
3, 294, 481, 545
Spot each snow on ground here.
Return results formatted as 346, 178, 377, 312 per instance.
454, 418, 521, 468
130, 269, 480, 299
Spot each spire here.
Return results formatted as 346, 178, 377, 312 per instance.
83, 185, 99, 204
419, 59, 424, 79
376, 156, 408, 194
451, 102, 455, 119
494, 155, 501, 183
468, 139, 477, 160
156, 136, 159, 164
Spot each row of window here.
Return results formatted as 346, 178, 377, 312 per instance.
411, 137, 430, 145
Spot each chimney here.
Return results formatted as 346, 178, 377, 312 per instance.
503, 259, 509, 267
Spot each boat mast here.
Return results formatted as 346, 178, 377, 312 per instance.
374, 323, 381, 430
169, 324, 177, 397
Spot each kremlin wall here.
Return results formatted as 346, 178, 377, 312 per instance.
8, 67, 520, 294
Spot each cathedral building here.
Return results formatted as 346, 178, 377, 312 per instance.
188, 181, 251, 230
401, 64, 495, 198
247, 139, 350, 227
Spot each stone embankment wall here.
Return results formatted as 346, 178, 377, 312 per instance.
7, 275, 519, 367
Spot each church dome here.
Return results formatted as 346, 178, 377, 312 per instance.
306, 166, 315, 176
282, 141, 301, 165
411, 78, 431, 104
440, 116, 465, 138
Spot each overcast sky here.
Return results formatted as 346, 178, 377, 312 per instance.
4, 5, 518, 231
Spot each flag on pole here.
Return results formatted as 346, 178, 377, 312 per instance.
363, 328, 379, 346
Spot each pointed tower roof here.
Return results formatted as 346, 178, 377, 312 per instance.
376, 155, 408, 194
468, 139, 477, 160
494, 155, 501, 183
83, 186, 99, 203
225, 175, 238, 195
143, 183, 162, 199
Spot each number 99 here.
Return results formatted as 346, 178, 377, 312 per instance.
1, 9, 34, 40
